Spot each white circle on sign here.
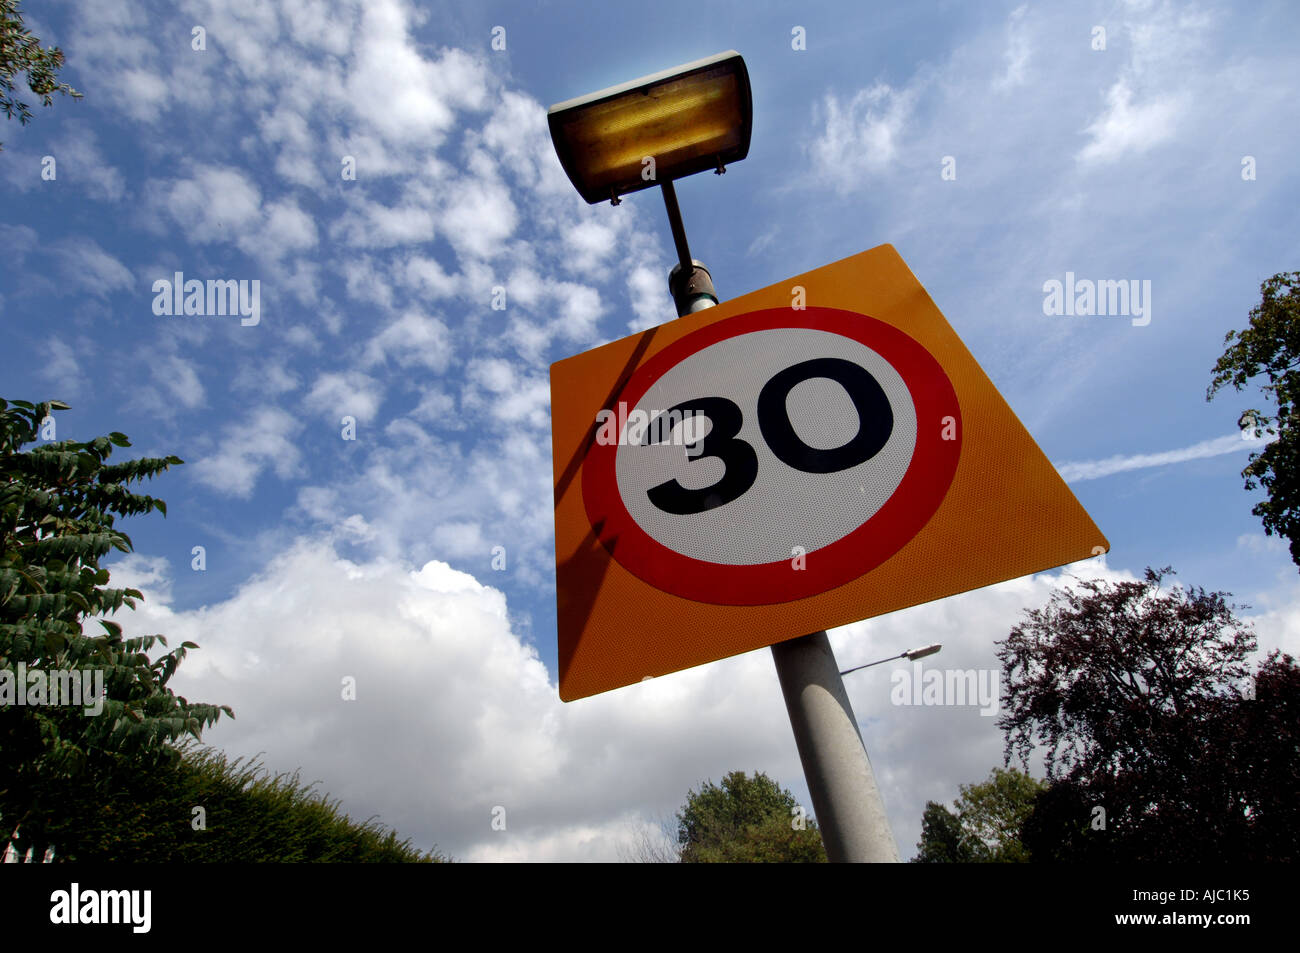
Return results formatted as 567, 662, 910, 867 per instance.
612, 327, 918, 565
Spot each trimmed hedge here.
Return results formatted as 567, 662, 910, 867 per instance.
5, 744, 448, 862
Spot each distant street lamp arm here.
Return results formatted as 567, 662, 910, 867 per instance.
840, 643, 942, 677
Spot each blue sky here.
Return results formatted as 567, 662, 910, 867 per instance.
2, 0, 1298, 861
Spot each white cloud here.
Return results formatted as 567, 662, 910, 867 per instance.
480, 90, 573, 197
118, 69, 169, 122
363, 310, 454, 372
627, 264, 673, 332
399, 256, 459, 299
50, 124, 125, 201
495, 384, 550, 428
340, 256, 394, 310
232, 359, 300, 397
1237, 533, 1287, 557
40, 339, 82, 398
1075, 3, 1214, 165
0, 223, 38, 257
563, 220, 617, 272
410, 387, 457, 425
465, 358, 550, 428
439, 173, 518, 261
345, 4, 491, 147
190, 407, 303, 497
150, 164, 263, 243
491, 273, 607, 361
283, 0, 354, 55
279, 258, 323, 308
504, 267, 544, 308
432, 521, 487, 557
808, 83, 915, 190
296, 486, 345, 525
145, 165, 328, 266
1077, 79, 1184, 164
155, 355, 205, 409
256, 200, 320, 258
469, 358, 515, 394
994, 5, 1031, 91
104, 538, 801, 861
104, 536, 1166, 861
1056, 432, 1267, 482
305, 371, 384, 424
331, 195, 437, 248
52, 237, 134, 297
551, 282, 602, 342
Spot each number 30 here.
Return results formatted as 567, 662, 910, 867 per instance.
640, 357, 894, 514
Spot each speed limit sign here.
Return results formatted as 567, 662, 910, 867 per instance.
552, 244, 1106, 701
583, 307, 960, 606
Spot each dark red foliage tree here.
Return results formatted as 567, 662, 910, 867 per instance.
998, 567, 1298, 861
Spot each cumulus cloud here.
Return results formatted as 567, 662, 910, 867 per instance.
232, 358, 300, 397
119, 69, 169, 122
252, 199, 320, 259
563, 220, 617, 272
102, 536, 1175, 861
627, 264, 674, 332
102, 538, 809, 861
190, 407, 303, 497
480, 90, 574, 197
345, 6, 491, 147
149, 164, 263, 243
331, 195, 438, 249
305, 371, 385, 424
340, 256, 395, 310
464, 358, 549, 429
438, 172, 518, 261
399, 255, 459, 299
363, 310, 454, 373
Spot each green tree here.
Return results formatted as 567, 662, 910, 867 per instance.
912, 767, 1044, 862
0, 0, 82, 150
1207, 271, 1300, 568
913, 800, 973, 863
676, 770, 826, 862
0, 398, 231, 860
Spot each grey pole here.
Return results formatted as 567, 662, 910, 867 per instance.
771, 632, 900, 862
658, 182, 900, 863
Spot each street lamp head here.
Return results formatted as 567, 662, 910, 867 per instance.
547, 50, 752, 205
903, 643, 942, 661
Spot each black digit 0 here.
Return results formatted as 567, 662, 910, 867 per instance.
756, 357, 893, 474
643, 397, 758, 514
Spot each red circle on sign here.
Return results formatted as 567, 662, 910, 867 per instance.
582, 307, 961, 605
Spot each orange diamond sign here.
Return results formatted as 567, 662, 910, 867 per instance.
550, 244, 1107, 701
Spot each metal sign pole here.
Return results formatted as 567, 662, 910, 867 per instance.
771, 632, 900, 862
660, 182, 899, 862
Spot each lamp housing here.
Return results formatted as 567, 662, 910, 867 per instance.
547, 51, 752, 205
